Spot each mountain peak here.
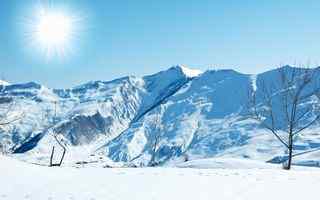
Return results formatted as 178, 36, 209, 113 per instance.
0, 80, 10, 86
172, 65, 202, 78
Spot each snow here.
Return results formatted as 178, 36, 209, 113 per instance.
1, 155, 320, 200
250, 74, 257, 92
103, 69, 254, 164
179, 65, 202, 77
176, 158, 278, 169
0, 80, 9, 86
102, 67, 320, 166
1, 66, 320, 167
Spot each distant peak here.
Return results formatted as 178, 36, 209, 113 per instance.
172, 65, 202, 78
0, 80, 10, 86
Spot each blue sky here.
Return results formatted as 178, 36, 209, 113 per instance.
1, 0, 320, 88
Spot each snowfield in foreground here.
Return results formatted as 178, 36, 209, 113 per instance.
1, 156, 320, 200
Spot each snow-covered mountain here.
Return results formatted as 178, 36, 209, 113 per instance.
1, 65, 320, 166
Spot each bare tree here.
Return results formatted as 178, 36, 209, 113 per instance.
249, 66, 320, 170
49, 132, 66, 167
41, 102, 66, 167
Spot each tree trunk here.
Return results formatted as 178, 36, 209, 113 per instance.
286, 145, 293, 170
49, 146, 55, 167
284, 134, 293, 170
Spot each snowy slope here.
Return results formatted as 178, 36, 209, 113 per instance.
1, 155, 320, 200
175, 158, 280, 169
0, 66, 194, 164
179, 65, 202, 77
102, 69, 255, 164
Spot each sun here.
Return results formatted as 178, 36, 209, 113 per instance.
24, 4, 81, 60
35, 12, 72, 50
34, 9, 75, 59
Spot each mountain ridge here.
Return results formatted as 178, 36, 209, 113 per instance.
1, 65, 320, 167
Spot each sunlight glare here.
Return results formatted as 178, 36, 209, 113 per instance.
36, 12, 72, 48
24, 4, 82, 60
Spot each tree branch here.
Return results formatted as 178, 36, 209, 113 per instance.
293, 114, 320, 136
0, 114, 24, 126
292, 147, 320, 158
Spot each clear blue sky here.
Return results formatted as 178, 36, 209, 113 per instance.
1, 0, 320, 88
